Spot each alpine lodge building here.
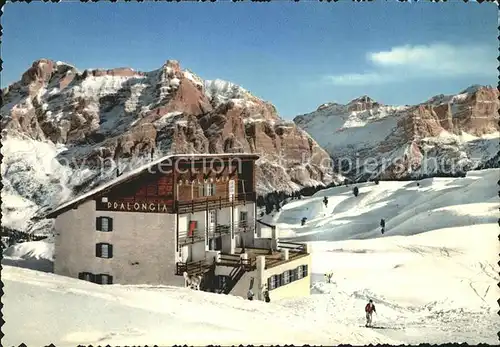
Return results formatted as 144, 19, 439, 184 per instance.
46, 153, 311, 301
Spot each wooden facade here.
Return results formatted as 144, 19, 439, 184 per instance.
94, 155, 257, 214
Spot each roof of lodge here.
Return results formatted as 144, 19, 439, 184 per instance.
45, 152, 259, 219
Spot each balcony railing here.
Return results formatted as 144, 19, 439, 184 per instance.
175, 192, 257, 214
176, 259, 213, 276
207, 220, 255, 238
178, 230, 205, 246
218, 253, 256, 271
277, 241, 308, 254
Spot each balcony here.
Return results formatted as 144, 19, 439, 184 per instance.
207, 220, 256, 239
178, 229, 205, 246
175, 192, 256, 214
175, 259, 213, 276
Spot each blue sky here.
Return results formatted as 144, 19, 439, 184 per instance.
2, 1, 497, 118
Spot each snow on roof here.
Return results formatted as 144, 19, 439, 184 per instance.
45, 152, 259, 218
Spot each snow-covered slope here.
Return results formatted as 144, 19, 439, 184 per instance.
2, 265, 401, 347
264, 168, 498, 240
2, 169, 498, 345
1, 133, 94, 235
204, 79, 258, 107
294, 86, 499, 180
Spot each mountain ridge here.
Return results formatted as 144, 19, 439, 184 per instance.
1, 58, 340, 235
294, 84, 499, 181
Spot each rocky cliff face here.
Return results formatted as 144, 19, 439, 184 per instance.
294, 85, 499, 181
1, 59, 339, 233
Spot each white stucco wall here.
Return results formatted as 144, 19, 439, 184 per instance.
234, 202, 256, 248
191, 241, 207, 262
256, 254, 312, 301
234, 203, 255, 225
54, 199, 184, 286
180, 211, 206, 236
216, 207, 231, 225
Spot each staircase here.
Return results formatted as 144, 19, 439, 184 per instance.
221, 263, 246, 294
210, 253, 253, 295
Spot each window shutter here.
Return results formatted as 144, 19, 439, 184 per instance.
98, 274, 113, 285
108, 244, 113, 258
78, 272, 84, 280
96, 243, 102, 257
96, 217, 102, 231
107, 217, 113, 232
296, 266, 303, 279
212, 183, 216, 196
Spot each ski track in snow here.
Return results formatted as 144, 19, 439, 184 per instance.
2, 169, 499, 345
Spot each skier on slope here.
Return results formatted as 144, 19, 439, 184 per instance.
365, 299, 376, 327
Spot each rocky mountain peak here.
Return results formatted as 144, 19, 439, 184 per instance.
2, 59, 339, 215
347, 95, 380, 112
293, 85, 498, 181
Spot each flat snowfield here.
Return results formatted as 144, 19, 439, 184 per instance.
2, 169, 499, 345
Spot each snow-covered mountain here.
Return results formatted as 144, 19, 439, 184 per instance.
294, 86, 499, 181
1, 59, 339, 235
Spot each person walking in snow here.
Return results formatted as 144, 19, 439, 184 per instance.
365, 299, 376, 327
247, 289, 254, 301
323, 196, 329, 208
380, 218, 386, 234
264, 290, 271, 303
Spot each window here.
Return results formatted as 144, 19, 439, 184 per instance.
296, 267, 303, 280
301, 264, 309, 278
239, 211, 248, 225
209, 210, 216, 224
296, 265, 308, 279
199, 183, 216, 197
78, 272, 95, 283
96, 243, 113, 258
96, 274, 113, 285
218, 275, 229, 288
96, 217, 113, 232
206, 183, 215, 196
281, 270, 291, 285
267, 275, 280, 290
